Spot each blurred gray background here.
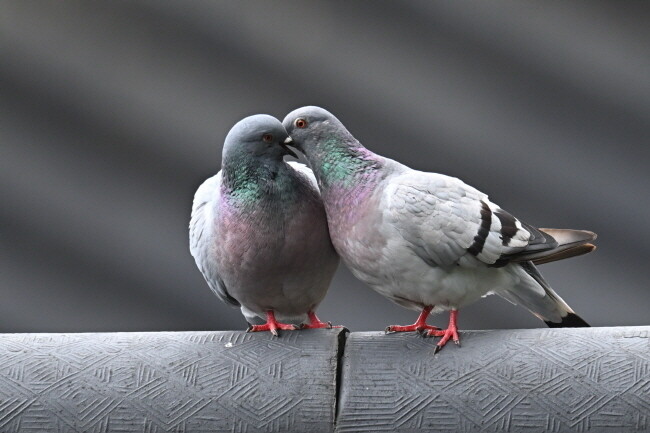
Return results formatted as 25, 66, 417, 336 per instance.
2, 1, 649, 333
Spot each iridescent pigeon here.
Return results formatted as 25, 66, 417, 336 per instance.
283, 106, 596, 350
190, 114, 339, 336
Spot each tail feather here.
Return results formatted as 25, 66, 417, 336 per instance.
532, 243, 596, 265
512, 229, 597, 264
545, 312, 590, 328
539, 228, 597, 245
499, 262, 590, 327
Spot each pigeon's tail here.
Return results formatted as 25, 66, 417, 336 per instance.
514, 229, 597, 265
532, 243, 596, 266
545, 312, 590, 328
498, 262, 590, 327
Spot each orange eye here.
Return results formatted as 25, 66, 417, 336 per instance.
295, 118, 308, 128
262, 133, 273, 143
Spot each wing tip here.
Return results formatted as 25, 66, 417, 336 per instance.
531, 243, 597, 265
545, 312, 590, 328
539, 228, 598, 243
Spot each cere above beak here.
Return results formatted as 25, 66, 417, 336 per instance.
280, 136, 298, 158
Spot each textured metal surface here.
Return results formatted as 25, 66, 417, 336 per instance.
0, 329, 343, 433
337, 327, 650, 433
2, 327, 649, 432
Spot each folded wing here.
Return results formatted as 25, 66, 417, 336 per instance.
189, 172, 240, 307
384, 171, 596, 269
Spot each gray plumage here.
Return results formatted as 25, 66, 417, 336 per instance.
189, 114, 339, 328
282, 106, 595, 337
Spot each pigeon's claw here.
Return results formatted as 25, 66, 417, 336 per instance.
246, 322, 299, 335
384, 305, 438, 335
428, 327, 460, 347
246, 311, 299, 337
428, 309, 460, 351
301, 311, 341, 329
385, 323, 440, 333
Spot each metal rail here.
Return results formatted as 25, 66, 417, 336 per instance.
0, 327, 647, 432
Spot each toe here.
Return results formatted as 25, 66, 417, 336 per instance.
426, 329, 445, 337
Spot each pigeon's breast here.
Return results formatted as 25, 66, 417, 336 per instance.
214, 179, 338, 317
327, 186, 390, 286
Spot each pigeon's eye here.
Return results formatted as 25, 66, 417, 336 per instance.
262, 133, 273, 143
295, 118, 308, 129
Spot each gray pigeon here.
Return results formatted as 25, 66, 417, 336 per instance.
189, 114, 339, 335
283, 106, 596, 349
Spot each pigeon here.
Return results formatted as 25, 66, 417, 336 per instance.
283, 106, 596, 350
189, 114, 339, 336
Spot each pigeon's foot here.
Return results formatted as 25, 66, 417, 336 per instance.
247, 322, 299, 336
427, 309, 460, 351
385, 305, 439, 335
385, 323, 441, 334
300, 311, 342, 330
246, 310, 299, 337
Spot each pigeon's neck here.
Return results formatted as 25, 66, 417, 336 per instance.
221, 155, 283, 205
303, 135, 385, 224
306, 136, 384, 193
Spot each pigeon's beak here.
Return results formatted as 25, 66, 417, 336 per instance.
280, 136, 299, 158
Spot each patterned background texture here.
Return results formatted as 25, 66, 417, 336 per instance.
1, 1, 649, 332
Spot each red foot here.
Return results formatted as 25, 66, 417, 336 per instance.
247, 311, 299, 337
427, 310, 460, 351
385, 306, 440, 334
300, 311, 343, 329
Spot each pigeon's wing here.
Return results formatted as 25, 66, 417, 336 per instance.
287, 161, 319, 191
384, 170, 596, 268
189, 172, 240, 307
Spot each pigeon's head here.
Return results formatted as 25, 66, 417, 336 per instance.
282, 106, 348, 155
223, 114, 297, 163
